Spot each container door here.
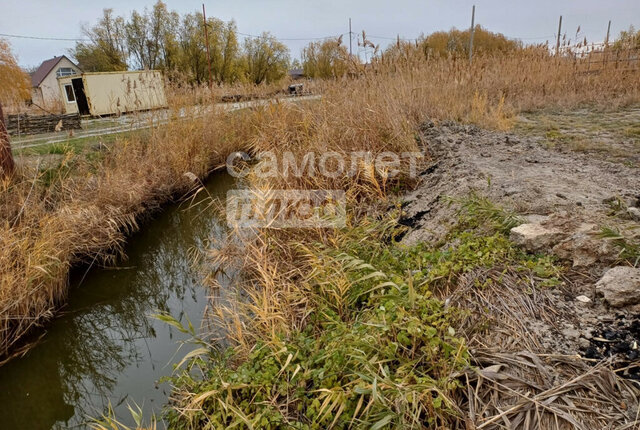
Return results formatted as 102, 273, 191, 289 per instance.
71, 78, 90, 116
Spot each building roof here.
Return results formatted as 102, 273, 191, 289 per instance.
289, 68, 304, 78
30, 55, 79, 87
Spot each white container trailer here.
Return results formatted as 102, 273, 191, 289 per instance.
58, 70, 167, 116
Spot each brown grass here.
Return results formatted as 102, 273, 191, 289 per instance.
0, 101, 252, 359
169, 49, 640, 428
1, 47, 639, 366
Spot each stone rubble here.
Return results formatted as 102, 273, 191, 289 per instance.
596, 266, 640, 308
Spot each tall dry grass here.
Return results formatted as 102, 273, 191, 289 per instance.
1, 46, 639, 364
165, 77, 303, 107
0, 100, 252, 360
166, 49, 640, 428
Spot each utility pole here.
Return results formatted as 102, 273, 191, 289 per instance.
0, 101, 15, 178
604, 20, 612, 69
556, 15, 563, 56
202, 3, 213, 89
349, 18, 353, 57
468, 5, 475, 64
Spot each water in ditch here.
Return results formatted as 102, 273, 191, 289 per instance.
0, 172, 235, 429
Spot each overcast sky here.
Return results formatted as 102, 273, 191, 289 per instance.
2, 0, 639, 67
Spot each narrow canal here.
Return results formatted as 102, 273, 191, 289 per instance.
0, 172, 235, 429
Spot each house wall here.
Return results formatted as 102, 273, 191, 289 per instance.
30, 87, 44, 107
36, 57, 81, 109
57, 76, 79, 115
81, 71, 167, 116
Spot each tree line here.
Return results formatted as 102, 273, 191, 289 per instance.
72, 2, 398, 84
76, 3, 587, 84
41, 2, 640, 88
72, 1, 290, 85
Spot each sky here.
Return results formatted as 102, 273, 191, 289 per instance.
2, 0, 639, 68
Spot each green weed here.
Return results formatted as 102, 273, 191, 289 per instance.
166, 218, 468, 428
623, 124, 640, 137
600, 226, 640, 266
164, 196, 562, 429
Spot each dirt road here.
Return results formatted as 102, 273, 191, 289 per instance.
11, 95, 320, 150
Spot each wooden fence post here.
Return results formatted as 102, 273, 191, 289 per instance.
0, 101, 15, 178
556, 15, 563, 57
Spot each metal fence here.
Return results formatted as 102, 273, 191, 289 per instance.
559, 42, 639, 74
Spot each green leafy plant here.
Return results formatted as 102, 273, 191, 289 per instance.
600, 226, 640, 266
164, 195, 563, 429
449, 193, 522, 234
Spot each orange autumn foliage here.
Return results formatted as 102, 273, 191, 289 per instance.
0, 39, 30, 105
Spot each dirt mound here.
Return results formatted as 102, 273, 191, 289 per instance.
403, 118, 640, 345
403, 120, 639, 247
401, 118, 640, 428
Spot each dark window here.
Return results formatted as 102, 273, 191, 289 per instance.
64, 84, 75, 102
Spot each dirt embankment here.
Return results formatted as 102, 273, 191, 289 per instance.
404, 119, 639, 245
400, 113, 640, 427
404, 115, 640, 353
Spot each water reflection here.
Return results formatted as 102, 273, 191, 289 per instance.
0, 172, 235, 429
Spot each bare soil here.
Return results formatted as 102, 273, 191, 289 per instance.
400, 108, 640, 427
404, 117, 639, 246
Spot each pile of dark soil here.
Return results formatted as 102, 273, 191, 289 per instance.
583, 315, 640, 381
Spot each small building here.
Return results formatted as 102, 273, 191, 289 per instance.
288, 68, 305, 80
57, 70, 167, 117
30, 55, 82, 109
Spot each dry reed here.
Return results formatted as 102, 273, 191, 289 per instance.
0, 99, 251, 359
167, 49, 640, 428
1, 48, 639, 427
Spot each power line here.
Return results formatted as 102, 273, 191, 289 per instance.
236, 31, 346, 41
0, 32, 86, 42
367, 35, 419, 42
0, 28, 614, 48
0, 30, 562, 47
1, 30, 346, 44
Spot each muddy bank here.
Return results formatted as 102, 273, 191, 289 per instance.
403, 118, 640, 352
403, 120, 639, 247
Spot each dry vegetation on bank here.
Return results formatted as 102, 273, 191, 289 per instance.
162, 50, 639, 429
0, 103, 253, 359
2, 41, 640, 427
